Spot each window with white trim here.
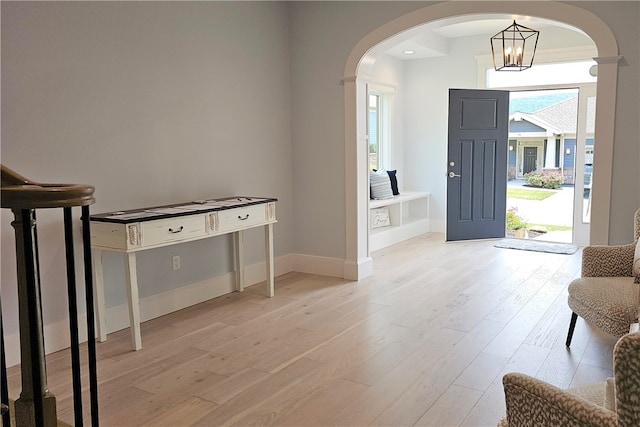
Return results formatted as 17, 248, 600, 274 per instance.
368, 88, 393, 171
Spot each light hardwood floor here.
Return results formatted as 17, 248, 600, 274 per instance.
7, 232, 618, 426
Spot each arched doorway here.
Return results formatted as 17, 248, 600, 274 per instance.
342, 1, 620, 280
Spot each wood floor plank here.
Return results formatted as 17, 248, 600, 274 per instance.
275, 378, 369, 426
580, 333, 616, 370
196, 367, 271, 405
485, 300, 525, 324
227, 362, 368, 427
141, 396, 218, 427
414, 384, 483, 427
134, 355, 228, 395
300, 315, 404, 365
535, 344, 589, 389
339, 325, 431, 386
498, 343, 551, 378
191, 357, 324, 426
369, 320, 506, 427
459, 379, 507, 427
569, 363, 612, 389
453, 352, 510, 392
327, 327, 466, 426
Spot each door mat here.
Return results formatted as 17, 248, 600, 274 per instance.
494, 238, 578, 255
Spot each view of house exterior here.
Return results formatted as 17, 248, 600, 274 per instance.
507, 92, 595, 186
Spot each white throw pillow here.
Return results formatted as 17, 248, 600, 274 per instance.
370, 170, 393, 200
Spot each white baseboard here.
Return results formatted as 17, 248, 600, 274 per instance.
343, 256, 373, 280
105, 272, 236, 334
290, 253, 345, 278
4, 315, 90, 368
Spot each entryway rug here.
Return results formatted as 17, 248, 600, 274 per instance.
494, 238, 578, 254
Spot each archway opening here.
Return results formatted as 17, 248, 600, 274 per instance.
343, 2, 619, 280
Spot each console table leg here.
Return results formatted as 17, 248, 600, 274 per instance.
92, 248, 107, 342
234, 231, 245, 292
265, 224, 274, 297
125, 252, 142, 350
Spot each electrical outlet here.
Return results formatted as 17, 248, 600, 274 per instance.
172, 255, 181, 271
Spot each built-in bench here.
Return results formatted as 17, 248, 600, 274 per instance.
369, 191, 430, 251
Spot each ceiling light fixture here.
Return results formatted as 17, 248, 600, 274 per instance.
403, 50, 415, 55
491, 20, 539, 71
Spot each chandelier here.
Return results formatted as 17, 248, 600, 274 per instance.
491, 20, 539, 71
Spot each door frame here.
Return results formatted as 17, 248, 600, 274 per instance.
523, 146, 538, 175
495, 83, 596, 245
343, 1, 620, 280
520, 143, 542, 177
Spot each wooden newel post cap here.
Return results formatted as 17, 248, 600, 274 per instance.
1, 164, 95, 209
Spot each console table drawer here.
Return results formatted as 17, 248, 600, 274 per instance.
141, 215, 206, 247
218, 204, 266, 232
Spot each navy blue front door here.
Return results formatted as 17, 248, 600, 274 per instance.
446, 89, 509, 241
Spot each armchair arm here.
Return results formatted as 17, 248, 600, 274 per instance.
581, 243, 635, 277
613, 332, 640, 426
502, 373, 617, 427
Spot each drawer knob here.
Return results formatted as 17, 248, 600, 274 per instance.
238, 214, 250, 221
168, 226, 184, 234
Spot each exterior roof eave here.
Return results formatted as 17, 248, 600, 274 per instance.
510, 112, 563, 135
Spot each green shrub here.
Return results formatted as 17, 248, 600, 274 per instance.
524, 171, 562, 189
506, 207, 526, 230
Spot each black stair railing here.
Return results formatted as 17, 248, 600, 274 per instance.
1, 164, 99, 427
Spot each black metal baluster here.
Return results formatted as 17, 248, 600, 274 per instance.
63, 207, 84, 426
24, 209, 44, 427
81, 205, 99, 426
1, 296, 11, 427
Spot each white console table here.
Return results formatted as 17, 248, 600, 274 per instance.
90, 196, 277, 350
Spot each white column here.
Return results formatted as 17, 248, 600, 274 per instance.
544, 136, 557, 170
343, 77, 373, 280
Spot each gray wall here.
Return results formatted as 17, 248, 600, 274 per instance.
2, 0, 639, 358
1, 1, 293, 336
288, 1, 422, 258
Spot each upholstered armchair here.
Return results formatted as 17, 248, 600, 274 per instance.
565, 208, 640, 346
498, 332, 640, 427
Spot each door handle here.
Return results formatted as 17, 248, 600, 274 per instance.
448, 171, 461, 178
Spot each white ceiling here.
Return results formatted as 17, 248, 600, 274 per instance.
382, 14, 589, 60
